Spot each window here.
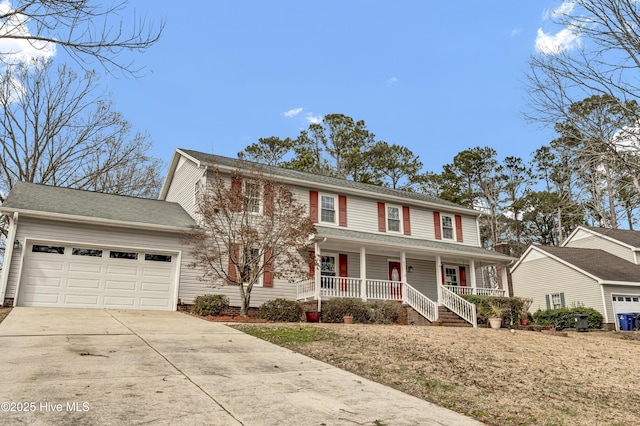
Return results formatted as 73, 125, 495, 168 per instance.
547, 292, 565, 309
72, 248, 103, 257
145, 254, 172, 262
110, 251, 138, 260
442, 215, 454, 239
387, 206, 401, 232
32, 245, 65, 254
245, 181, 261, 213
320, 255, 336, 288
320, 195, 336, 223
241, 248, 260, 283
444, 267, 458, 286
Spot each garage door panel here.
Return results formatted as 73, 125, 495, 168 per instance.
68, 262, 103, 274
64, 294, 100, 305
67, 278, 102, 289
107, 265, 139, 276
103, 296, 136, 307
19, 242, 177, 311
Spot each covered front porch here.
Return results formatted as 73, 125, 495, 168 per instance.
296, 228, 512, 327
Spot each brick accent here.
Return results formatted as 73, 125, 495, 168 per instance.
2, 298, 14, 307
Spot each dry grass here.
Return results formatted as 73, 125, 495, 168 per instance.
0, 307, 11, 324
233, 323, 640, 426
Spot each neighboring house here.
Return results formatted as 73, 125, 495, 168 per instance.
511, 226, 640, 330
0, 148, 512, 325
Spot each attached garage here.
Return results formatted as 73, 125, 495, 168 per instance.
0, 182, 196, 311
17, 241, 179, 310
612, 294, 640, 314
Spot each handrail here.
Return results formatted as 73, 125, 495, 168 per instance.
440, 285, 477, 327
296, 278, 315, 300
444, 285, 505, 297
403, 282, 438, 322
319, 276, 362, 299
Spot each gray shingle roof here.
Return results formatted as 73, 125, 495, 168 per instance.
315, 225, 514, 262
584, 227, 640, 249
179, 148, 474, 213
537, 246, 640, 282
2, 182, 196, 229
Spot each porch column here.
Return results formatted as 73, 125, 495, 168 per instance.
400, 251, 407, 303
501, 265, 510, 297
435, 255, 443, 304
0, 212, 19, 306
314, 241, 321, 311
360, 247, 367, 301
469, 259, 477, 294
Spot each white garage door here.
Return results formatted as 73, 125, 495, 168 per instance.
18, 242, 178, 310
612, 294, 640, 314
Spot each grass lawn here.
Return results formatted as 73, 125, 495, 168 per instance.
231, 323, 640, 426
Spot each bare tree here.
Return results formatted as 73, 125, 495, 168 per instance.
0, 57, 163, 207
0, 0, 163, 75
187, 167, 316, 316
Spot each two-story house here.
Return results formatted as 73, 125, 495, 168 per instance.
0, 148, 513, 325
512, 226, 640, 330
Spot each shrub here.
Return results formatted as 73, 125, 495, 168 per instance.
322, 298, 370, 323
191, 294, 230, 316
532, 307, 603, 329
257, 299, 303, 322
461, 295, 528, 325
368, 300, 402, 324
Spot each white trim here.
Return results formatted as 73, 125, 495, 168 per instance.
0, 208, 192, 233
600, 284, 609, 325
0, 212, 19, 305
13, 237, 181, 310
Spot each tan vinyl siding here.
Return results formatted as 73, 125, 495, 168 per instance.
565, 234, 634, 263
406, 258, 438, 301
511, 254, 603, 315
601, 285, 640, 325
164, 156, 204, 217
6, 217, 195, 301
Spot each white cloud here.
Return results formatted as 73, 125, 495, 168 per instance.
284, 107, 303, 118
510, 28, 522, 37
306, 113, 322, 124
535, 27, 580, 54
0, 0, 56, 66
388, 76, 398, 84
551, 1, 575, 19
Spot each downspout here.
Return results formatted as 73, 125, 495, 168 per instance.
0, 212, 19, 306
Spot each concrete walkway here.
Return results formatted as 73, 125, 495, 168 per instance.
0, 308, 482, 425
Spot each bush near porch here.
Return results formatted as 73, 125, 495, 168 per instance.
461, 295, 526, 325
322, 298, 402, 324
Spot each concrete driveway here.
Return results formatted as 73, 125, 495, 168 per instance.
0, 308, 481, 425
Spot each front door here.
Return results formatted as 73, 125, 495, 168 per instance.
388, 261, 402, 298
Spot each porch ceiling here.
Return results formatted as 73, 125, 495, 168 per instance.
314, 226, 514, 265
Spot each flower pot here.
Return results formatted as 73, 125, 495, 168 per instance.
520, 318, 528, 326
305, 311, 320, 323
489, 318, 502, 329
343, 315, 353, 324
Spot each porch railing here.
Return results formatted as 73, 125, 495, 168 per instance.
297, 278, 315, 300
319, 276, 362, 299
439, 285, 477, 328
444, 285, 506, 297
404, 282, 438, 322
366, 279, 403, 301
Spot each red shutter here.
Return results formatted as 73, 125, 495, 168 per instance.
434, 212, 442, 240
459, 266, 467, 286
455, 215, 463, 242
308, 250, 315, 277
263, 251, 273, 287
309, 191, 319, 223
263, 183, 274, 216
440, 264, 445, 284
402, 206, 411, 235
377, 202, 386, 232
227, 244, 239, 284
339, 253, 348, 292
230, 177, 243, 211
338, 195, 347, 227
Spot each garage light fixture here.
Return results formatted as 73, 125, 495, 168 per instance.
13, 239, 20, 250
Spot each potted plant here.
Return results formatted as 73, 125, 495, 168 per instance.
343, 313, 354, 324
487, 301, 505, 329
520, 298, 533, 326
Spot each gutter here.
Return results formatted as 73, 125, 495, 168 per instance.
0, 212, 18, 306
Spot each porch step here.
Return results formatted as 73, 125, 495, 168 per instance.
436, 306, 473, 328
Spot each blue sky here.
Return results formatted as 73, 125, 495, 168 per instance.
6, 1, 575, 175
